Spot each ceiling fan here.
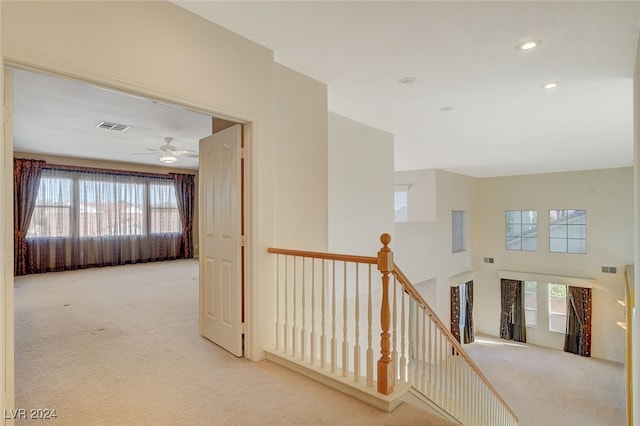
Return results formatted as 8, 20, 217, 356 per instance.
134, 137, 198, 164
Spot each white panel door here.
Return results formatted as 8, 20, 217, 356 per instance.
199, 124, 243, 357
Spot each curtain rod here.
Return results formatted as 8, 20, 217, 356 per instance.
40, 161, 195, 179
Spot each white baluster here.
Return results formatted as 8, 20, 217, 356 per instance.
468, 363, 473, 422
275, 254, 280, 351
427, 314, 433, 398
310, 259, 316, 365
443, 340, 448, 411
448, 342, 453, 411
321, 259, 326, 369
366, 265, 373, 387
456, 353, 468, 423
473, 368, 477, 424
292, 256, 297, 357
331, 260, 337, 373
438, 331, 443, 405
284, 255, 289, 355
454, 355, 459, 421
342, 261, 348, 377
413, 300, 419, 387
400, 287, 406, 382
407, 297, 414, 387
392, 276, 398, 381
457, 359, 462, 422
421, 308, 426, 393
354, 264, 361, 382
467, 366, 478, 421
300, 257, 306, 361
479, 376, 489, 424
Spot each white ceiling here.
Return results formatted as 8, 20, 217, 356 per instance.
12, 1, 640, 177
174, 0, 640, 177
12, 69, 211, 170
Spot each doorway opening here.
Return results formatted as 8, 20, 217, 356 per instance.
7, 65, 251, 409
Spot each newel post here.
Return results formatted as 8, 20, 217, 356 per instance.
377, 233, 395, 395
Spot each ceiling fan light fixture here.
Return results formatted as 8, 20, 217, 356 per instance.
159, 153, 178, 164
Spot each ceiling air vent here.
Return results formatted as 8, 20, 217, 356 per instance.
96, 121, 130, 132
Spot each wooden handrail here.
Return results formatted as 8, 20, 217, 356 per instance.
267, 247, 377, 264
267, 239, 518, 423
392, 263, 519, 422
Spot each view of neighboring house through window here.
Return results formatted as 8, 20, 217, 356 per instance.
524, 281, 537, 327
452, 210, 465, 253
79, 179, 145, 237
548, 283, 568, 333
549, 209, 586, 254
27, 177, 72, 237
394, 185, 408, 223
149, 183, 182, 233
27, 169, 181, 238
505, 210, 537, 251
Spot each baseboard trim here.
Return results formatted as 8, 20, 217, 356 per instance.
265, 349, 410, 413
403, 387, 463, 424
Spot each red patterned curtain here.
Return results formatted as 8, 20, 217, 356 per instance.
500, 279, 526, 342
171, 173, 195, 258
564, 286, 592, 357
450, 286, 461, 343
464, 281, 474, 343
14, 158, 46, 276
24, 165, 183, 273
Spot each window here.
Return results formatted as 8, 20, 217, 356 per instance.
394, 186, 408, 223
505, 210, 537, 251
79, 179, 145, 237
150, 183, 181, 233
549, 209, 586, 254
27, 177, 73, 238
524, 281, 537, 327
452, 210, 465, 253
548, 283, 567, 333
27, 169, 181, 239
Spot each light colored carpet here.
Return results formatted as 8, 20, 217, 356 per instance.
14, 259, 454, 426
465, 334, 625, 426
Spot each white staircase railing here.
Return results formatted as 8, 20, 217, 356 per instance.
268, 234, 518, 425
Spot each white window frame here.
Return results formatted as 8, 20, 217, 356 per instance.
394, 185, 409, 223
548, 283, 568, 333
549, 209, 586, 254
452, 210, 466, 254
149, 182, 182, 234
505, 210, 538, 251
27, 176, 73, 238
27, 169, 181, 239
497, 271, 593, 340
524, 281, 538, 327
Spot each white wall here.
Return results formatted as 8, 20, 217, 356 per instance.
0, 17, 11, 418
475, 168, 633, 363
396, 169, 437, 222
394, 170, 477, 323
327, 112, 394, 256
0, 0, 317, 370
273, 64, 328, 251
632, 32, 640, 423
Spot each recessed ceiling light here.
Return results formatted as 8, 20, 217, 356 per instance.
398, 77, 417, 86
541, 81, 558, 90
515, 39, 542, 51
